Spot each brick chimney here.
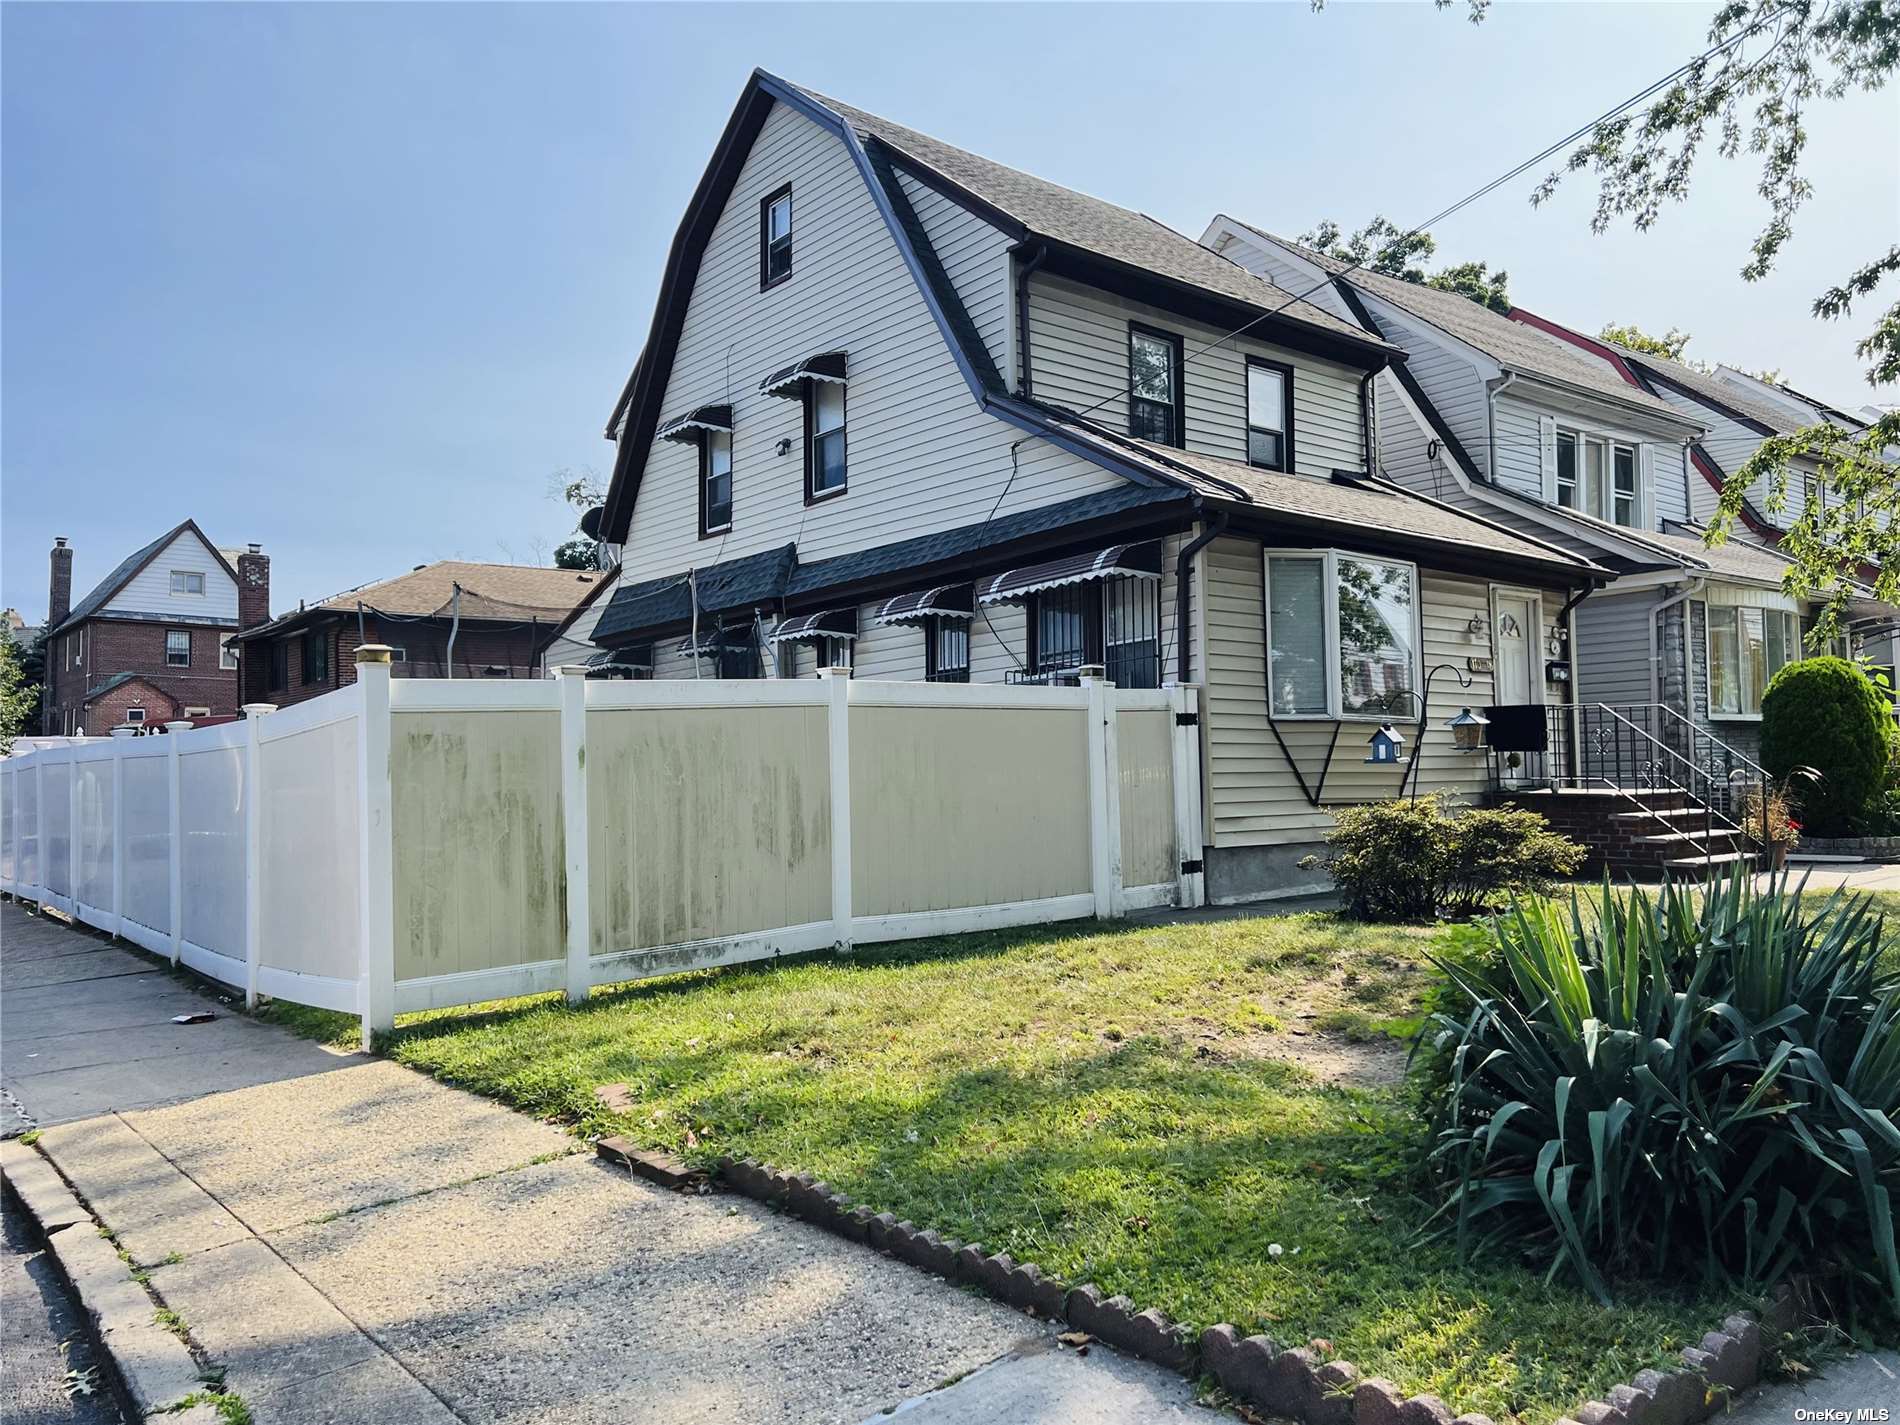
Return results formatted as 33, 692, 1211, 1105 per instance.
48, 537, 72, 628
236, 543, 270, 629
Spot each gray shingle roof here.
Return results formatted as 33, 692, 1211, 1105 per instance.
791, 86, 1393, 357
1609, 345, 1805, 434
55, 520, 205, 636
594, 544, 799, 642
1649, 525, 1799, 585
1216, 218, 1686, 422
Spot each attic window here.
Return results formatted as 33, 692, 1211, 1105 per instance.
760, 185, 792, 289
1128, 324, 1183, 448
171, 571, 205, 596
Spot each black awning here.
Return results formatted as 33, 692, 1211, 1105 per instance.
585, 648, 652, 670
759, 350, 848, 398
873, 585, 974, 626
656, 404, 733, 443
769, 607, 857, 645
976, 541, 1164, 606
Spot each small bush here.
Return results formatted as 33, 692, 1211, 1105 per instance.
1760, 656, 1895, 835
1312, 794, 1585, 921
1422, 870, 1900, 1313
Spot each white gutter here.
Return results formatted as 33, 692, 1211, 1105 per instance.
1485, 373, 1520, 482
1649, 577, 1705, 705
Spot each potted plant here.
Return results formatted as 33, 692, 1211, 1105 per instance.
1742, 783, 1800, 868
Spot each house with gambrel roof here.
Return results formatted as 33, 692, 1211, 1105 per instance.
585, 71, 1605, 900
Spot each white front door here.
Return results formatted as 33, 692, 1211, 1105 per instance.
1494, 593, 1539, 706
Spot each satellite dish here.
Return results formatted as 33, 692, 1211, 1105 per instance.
579, 505, 605, 540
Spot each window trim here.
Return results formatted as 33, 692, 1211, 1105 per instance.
1262, 547, 1423, 722
220, 636, 240, 671
1704, 601, 1801, 720
803, 380, 848, 504
169, 570, 205, 596
1127, 321, 1185, 449
1554, 425, 1646, 526
1244, 356, 1295, 472
124, 706, 146, 724
1554, 430, 1579, 510
698, 429, 733, 539
164, 629, 192, 668
759, 183, 793, 291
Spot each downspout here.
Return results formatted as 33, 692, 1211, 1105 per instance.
1014, 243, 1047, 399
1173, 504, 1229, 685
1358, 368, 1379, 476
1649, 577, 1705, 706
1485, 373, 1520, 485
445, 584, 462, 679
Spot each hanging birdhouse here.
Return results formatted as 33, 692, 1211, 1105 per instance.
1445, 706, 1489, 752
1365, 723, 1405, 765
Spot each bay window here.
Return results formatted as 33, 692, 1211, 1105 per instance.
1707, 605, 1800, 716
1264, 550, 1419, 719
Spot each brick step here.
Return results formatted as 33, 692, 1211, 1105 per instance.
1664, 851, 1760, 871
1636, 829, 1744, 846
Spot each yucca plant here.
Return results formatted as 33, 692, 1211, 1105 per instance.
1422, 868, 1900, 1312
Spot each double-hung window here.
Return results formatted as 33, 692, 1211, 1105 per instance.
1582, 438, 1607, 518
170, 570, 204, 596
1245, 358, 1292, 471
925, 617, 969, 683
806, 382, 846, 500
165, 630, 191, 667
1612, 444, 1638, 526
1128, 324, 1183, 447
1554, 432, 1579, 509
760, 185, 792, 288
1707, 605, 1799, 716
220, 636, 240, 670
269, 641, 289, 692
700, 430, 733, 535
1264, 550, 1419, 719
302, 631, 328, 686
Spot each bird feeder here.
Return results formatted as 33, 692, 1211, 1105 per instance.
1365, 724, 1405, 765
1445, 706, 1490, 752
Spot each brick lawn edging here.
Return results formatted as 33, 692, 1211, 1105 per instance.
705, 1153, 1796, 1425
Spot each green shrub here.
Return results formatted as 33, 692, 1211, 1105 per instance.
1311, 794, 1585, 921
1760, 656, 1895, 835
1422, 870, 1900, 1313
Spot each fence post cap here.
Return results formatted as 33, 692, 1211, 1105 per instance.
817, 666, 852, 680
354, 644, 396, 666
1077, 664, 1107, 682
240, 703, 278, 717
163, 720, 194, 731
553, 663, 592, 679
108, 727, 137, 737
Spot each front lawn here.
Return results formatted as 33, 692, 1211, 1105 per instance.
345, 909, 1757, 1423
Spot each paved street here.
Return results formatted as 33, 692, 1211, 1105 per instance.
1, 1197, 124, 1425
0, 903, 1200, 1424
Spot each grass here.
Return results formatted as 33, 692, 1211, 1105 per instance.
337, 908, 1759, 1423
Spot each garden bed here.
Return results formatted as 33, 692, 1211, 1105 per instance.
264, 908, 1787, 1424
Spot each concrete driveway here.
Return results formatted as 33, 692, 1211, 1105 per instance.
2, 904, 1201, 1424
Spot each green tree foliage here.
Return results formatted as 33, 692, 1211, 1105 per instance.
1523, 0, 1900, 637
1597, 322, 1697, 362
1760, 655, 1896, 834
548, 467, 604, 570
1299, 217, 1512, 313
0, 638, 38, 754
1424, 871, 1900, 1311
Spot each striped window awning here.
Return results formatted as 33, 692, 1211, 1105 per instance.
976, 542, 1163, 606
585, 648, 652, 670
769, 608, 857, 645
681, 627, 750, 659
656, 404, 733, 443
759, 350, 848, 399
873, 585, 974, 626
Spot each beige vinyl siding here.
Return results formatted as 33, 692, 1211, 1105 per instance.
1359, 300, 1493, 481
895, 170, 1013, 380
1206, 233, 1359, 327
1200, 535, 1569, 848
620, 102, 1122, 587
1574, 591, 1660, 708
104, 531, 240, 622
1025, 272, 1367, 478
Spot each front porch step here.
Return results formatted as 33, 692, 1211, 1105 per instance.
1663, 851, 1760, 871
1637, 829, 1744, 847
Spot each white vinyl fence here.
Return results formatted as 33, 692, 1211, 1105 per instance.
2, 651, 1203, 1047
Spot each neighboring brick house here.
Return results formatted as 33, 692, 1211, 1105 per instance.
233, 561, 610, 707
41, 523, 271, 736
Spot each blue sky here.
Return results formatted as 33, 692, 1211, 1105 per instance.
5, 2, 1894, 622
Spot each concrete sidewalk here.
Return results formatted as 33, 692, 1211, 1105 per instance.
2, 903, 1200, 1424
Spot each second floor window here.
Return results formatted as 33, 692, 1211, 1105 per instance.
807, 382, 846, 500
303, 632, 328, 685
700, 430, 733, 535
170, 570, 205, 595
1613, 445, 1638, 525
1555, 432, 1578, 509
760, 185, 792, 288
1129, 325, 1183, 446
165, 630, 191, 667
1246, 359, 1291, 471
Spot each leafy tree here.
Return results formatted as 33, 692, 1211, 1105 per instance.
548, 466, 605, 570
1521, 0, 1900, 638
1760, 656, 1896, 834
1299, 217, 1512, 313
0, 638, 38, 754
1598, 322, 1697, 363
554, 539, 597, 570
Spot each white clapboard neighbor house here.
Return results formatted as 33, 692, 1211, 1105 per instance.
581, 71, 1608, 901
1199, 218, 1892, 853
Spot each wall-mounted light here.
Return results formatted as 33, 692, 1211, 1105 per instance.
776, 437, 794, 457
1466, 614, 1488, 639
